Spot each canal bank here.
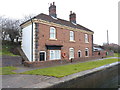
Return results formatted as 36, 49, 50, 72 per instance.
22, 61, 119, 88
49, 63, 119, 88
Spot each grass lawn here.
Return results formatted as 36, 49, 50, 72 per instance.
0, 66, 17, 75
106, 53, 120, 58
1, 44, 18, 56
114, 53, 120, 57
21, 58, 118, 78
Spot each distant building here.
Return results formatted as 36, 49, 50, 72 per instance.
93, 44, 106, 57
20, 2, 94, 62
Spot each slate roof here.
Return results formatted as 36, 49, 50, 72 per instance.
21, 13, 94, 33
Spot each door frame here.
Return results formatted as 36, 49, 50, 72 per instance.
39, 51, 46, 61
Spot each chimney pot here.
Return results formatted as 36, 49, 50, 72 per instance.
49, 2, 57, 18
53, 2, 55, 5
69, 11, 76, 23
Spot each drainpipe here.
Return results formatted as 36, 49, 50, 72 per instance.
31, 19, 33, 62
92, 35, 94, 56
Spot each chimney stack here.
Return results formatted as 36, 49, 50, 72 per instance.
69, 11, 76, 23
49, 2, 57, 18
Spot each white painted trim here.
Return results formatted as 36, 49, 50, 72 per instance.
50, 27, 56, 39
49, 50, 61, 60
39, 51, 46, 61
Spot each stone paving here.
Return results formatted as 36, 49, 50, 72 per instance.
2, 75, 57, 88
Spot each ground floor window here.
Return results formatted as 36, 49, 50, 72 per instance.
50, 50, 61, 60
78, 50, 82, 57
69, 48, 74, 59
85, 48, 89, 57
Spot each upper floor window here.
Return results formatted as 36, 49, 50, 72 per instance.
85, 34, 89, 43
70, 31, 74, 41
50, 27, 56, 39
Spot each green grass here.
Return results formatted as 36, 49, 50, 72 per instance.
106, 53, 120, 58
21, 58, 118, 78
0, 66, 17, 75
114, 53, 120, 57
0, 45, 18, 56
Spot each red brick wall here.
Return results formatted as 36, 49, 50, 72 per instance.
93, 51, 107, 57
24, 56, 106, 67
36, 23, 93, 61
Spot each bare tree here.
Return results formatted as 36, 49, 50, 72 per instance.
20, 14, 35, 23
0, 16, 21, 42
6, 19, 20, 42
0, 14, 35, 42
0, 16, 8, 40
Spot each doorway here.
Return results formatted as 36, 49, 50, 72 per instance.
39, 51, 46, 61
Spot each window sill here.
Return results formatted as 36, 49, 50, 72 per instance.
69, 40, 76, 42
49, 38, 57, 41
69, 57, 74, 60
85, 42, 89, 44
49, 59, 61, 61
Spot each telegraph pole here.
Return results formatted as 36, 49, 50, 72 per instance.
107, 30, 109, 45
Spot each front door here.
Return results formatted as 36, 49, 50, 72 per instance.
40, 52, 45, 61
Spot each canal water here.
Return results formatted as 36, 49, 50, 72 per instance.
98, 65, 120, 88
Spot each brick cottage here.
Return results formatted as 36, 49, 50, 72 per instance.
20, 2, 94, 63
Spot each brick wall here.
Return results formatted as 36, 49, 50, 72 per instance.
24, 56, 106, 67
93, 51, 107, 57
35, 23, 93, 61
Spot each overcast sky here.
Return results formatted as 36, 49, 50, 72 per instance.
0, 0, 119, 45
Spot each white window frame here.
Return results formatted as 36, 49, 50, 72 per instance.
85, 34, 89, 43
39, 51, 46, 61
85, 48, 89, 57
50, 27, 56, 39
70, 31, 74, 41
69, 48, 74, 59
49, 50, 61, 60
78, 50, 82, 57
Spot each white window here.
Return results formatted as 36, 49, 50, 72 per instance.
50, 27, 56, 39
85, 48, 89, 57
50, 50, 61, 60
69, 48, 74, 59
85, 34, 89, 43
70, 31, 74, 41
78, 50, 82, 57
